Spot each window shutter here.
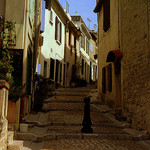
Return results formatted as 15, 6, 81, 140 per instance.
55, 17, 58, 40
102, 67, 106, 93
60, 22, 62, 43
103, 0, 110, 32
69, 30, 71, 46
107, 64, 112, 92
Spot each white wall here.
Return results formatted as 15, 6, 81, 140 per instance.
40, 8, 65, 79
41, 8, 65, 61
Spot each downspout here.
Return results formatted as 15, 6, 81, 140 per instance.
118, 0, 124, 112
20, 0, 29, 122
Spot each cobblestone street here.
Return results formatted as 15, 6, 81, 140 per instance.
16, 86, 150, 150
43, 139, 149, 150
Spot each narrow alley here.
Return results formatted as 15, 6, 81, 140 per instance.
15, 85, 150, 150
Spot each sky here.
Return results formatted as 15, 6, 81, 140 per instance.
58, 0, 98, 31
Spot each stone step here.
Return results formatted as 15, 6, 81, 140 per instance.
16, 124, 150, 142
55, 88, 91, 92
44, 99, 84, 103
8, 140, 23, 150
42, 102, 85, 112
25, 110, 113, 127
16, 131, 134, 142
54, 92, 88, 96
22, 141, 44, 150
7, 131, 14, 145
42, 104, 101, 112
46, 95, 85, 102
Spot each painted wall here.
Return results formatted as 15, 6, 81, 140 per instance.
0, 0, 5, 17
40, 8, 65, 79
5, 0, 25, 49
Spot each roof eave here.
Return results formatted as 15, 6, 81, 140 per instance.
93, 0, 103, 13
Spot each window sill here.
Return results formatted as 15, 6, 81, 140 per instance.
56, 40, 61, 45
103, 25, 111, 36
49, 20, 53, 25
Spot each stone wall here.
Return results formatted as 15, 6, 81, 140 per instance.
0, 80, 9, 150
121, 0, 150, 130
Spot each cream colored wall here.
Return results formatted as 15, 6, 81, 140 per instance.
0, 0, 5, 17
5, 0, 25, 49
98, 0, 119, 105
90, 38, 98, 81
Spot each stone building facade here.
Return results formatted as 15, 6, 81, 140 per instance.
89, 30, 98, 82
72, 16, 92, 83
94, 0, 150, 130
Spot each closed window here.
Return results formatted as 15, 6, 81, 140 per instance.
103, 0, 110, 32
50, 58, 54, 80
90, 41, 93, 52
82, 59, 84, 75
44, 61, 47, 77
86, 39, 90, 55
69, 30, 71, 46
102, 67, 106, 93
102, 63, 112, 93
50, 10, 53, 24
107, 64, 112, 92
81, 34, 85, 49
55, 17, 62, 44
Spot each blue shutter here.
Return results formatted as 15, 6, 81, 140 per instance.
40, 0, 45, 33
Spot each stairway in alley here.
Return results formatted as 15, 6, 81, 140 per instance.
15, 86, 150, 150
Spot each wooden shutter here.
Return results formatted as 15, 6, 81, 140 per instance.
103, 0, 110, 32
102, 67, 106, 93
60, 22, 62, 43
55, 17, 58, 40
107, 64, 112, 92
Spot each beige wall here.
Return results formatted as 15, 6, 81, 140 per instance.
5, 0, 25, 49
121, 0, 150, 130
98, 0, 119, 105
0, 0, 5, 17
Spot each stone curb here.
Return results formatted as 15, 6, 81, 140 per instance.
43, 100, 84, 103
16, 132, 143, 142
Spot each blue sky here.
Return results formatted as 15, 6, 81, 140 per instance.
58, 0, 98, 31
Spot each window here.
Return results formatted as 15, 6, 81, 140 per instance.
50, 10, 53, 24
69, 30, 71, 46
107, 64, 112, 92
102, 67, 106, 93
55, 17, 62, 44
103, 0, 110, 32
86, 39, 90, 55
74, 36, 76, 48
50, 58, 54, 80
59, 62, 62, 83
30, 0, 33, 21
44, 61, 47, 77
82, 59, 84, 75
102, 63, 112, 93
90, 41, 93, 52
81, 34, 85, 49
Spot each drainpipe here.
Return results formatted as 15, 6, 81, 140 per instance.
20, 0, 29, 123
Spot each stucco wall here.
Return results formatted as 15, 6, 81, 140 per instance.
5, 0, 25, 49
98, 0, 119, 105
0, 0, 5, 17
121, 0, 150, 130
